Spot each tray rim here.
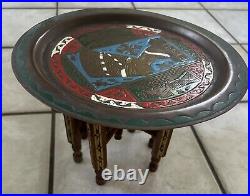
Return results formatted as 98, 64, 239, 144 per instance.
12, 8, 248, 130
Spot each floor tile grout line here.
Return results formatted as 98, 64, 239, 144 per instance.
190, 125, 227, 194
1, 7, 248, 11
199, 3, 248, 54
56, 2, 59, 16
199, 2, 248, 12
2, 46, 14, 49
131, 2, 136, 9
133, 8, 248, 11
240, 44, 248, 53
207, 9, 248, 11
2, 7, 58, 9
230, 43, 248, 45
48, 110, 56, 194
239, 100, 248, 104
2, 111, 53, 116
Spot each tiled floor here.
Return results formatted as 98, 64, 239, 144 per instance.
194, 104, 248, 193
2, 49, 50, 113
209, 10, 248, 43
2, 2, 248, 194
140, 9, 235, 43
3, 114, 51, 193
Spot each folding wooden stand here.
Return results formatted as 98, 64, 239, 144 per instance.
63, 114, 173, 185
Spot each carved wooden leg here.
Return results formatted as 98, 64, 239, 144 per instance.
64, 115, 72, 144
149, 129, 173, 172
114, 129, 123, 140
63, 114, 83, 163
80, 121, 88, 139
148, 137, 154, 148
87, 123, 107, 185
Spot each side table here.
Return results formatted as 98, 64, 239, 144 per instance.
12, 9, 247, 185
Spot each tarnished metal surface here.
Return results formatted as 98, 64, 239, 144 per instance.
12, 9, 248, 130
50, 24, 213, 109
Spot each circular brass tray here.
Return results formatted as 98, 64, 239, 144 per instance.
12, 9, 247, 130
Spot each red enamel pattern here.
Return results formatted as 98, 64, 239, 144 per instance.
49, 24, 214, 109
98, 87, 137, 102
50, 39, 93, 98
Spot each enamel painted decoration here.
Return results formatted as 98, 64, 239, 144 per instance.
50, 24, 214, 109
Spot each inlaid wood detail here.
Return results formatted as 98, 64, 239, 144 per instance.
87, 123, 107, 185
149, 129, 173, 172
63, 114, 83, 163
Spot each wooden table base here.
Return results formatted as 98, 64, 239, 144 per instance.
63, 114, 173, 185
